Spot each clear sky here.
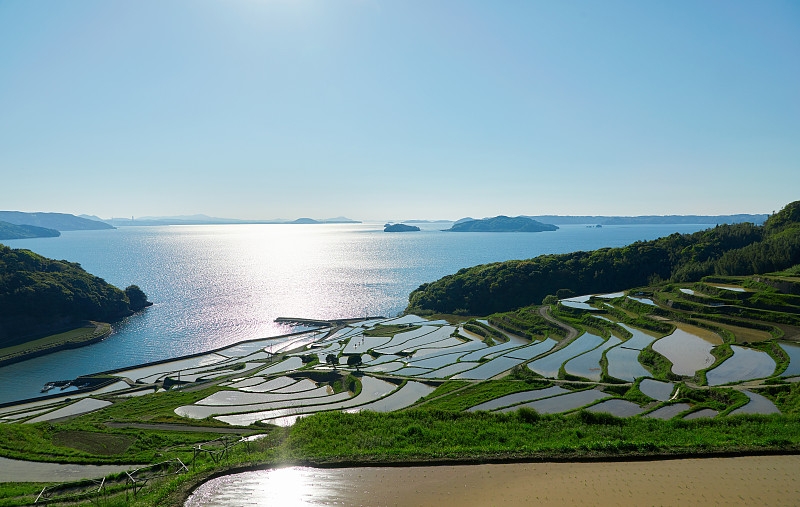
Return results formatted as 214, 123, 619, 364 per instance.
1, 1, 798, 220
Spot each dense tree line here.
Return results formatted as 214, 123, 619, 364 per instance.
0, 245, 150, 344
407, 201, 800, 316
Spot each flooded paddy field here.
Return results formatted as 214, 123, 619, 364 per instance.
499, 389, 609, 414
706, 346, 776, 385
586, 399, 645, 417
651, 323, 720, 376
729, 391, 781, 415
605, 347, 651, 381
638, 379, 674, 401
564, 335, 621, 381
644, 403, 692, 420
186, 455, 800, 507
467, 386, 569, 412
780, 341, 800, 376
528, 332, 604, 378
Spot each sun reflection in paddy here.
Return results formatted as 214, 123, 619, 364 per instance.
186, 467, 334, 506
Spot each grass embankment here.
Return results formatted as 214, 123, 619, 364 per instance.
0, 322, 111, 366
419, 379, 550, 411
463, 320, 506, 345
363, 324, 419, 337
72, 386, 231, 427
286, 409, 800, 463
0, 420, 222, 465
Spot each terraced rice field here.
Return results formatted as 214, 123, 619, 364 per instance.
528, 332, 604, 378
5, 304, 793, 429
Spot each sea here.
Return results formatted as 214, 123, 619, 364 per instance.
0, 221, 711, 404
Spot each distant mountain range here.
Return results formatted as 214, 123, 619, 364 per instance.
104, 215, 362, 226
453, 214, 769, 226
0, 211, 114, 231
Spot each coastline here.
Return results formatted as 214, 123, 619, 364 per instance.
0, 322, 112, 369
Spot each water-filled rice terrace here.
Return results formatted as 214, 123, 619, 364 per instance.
3, 273, 799, 427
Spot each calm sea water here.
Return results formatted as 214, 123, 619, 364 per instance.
0, 222, 709, 403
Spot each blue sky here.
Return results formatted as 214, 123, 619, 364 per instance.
1, 1, 798, 220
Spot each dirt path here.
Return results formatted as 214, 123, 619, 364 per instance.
538, 305, 579, 350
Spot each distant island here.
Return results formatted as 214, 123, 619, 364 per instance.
0, 220, 60, 240
0, 245, 151, 365
445, 216, 558, 233
0, 211, 114, 231
384, 223, 420, 232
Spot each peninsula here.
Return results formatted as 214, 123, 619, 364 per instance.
0, 245, 151, 365
0, 211, 114, 231
0, 220, 60, 240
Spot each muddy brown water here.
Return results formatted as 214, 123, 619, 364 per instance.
185, 455, 800, 506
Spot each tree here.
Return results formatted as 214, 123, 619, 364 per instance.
125, 285, 150, 311
542, 294, 558, 305
346, 354, 362, 371
555, 288, 574, 300
326, 353, 338, 369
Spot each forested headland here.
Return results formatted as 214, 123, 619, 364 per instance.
408, 201, 800, 315
0, 245, 151, 347
0, 211, 113, 231
0, 220, 60, 240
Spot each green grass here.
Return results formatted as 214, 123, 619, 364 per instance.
0, 421, 221, 464
363, 324, 420, 337
758, 382, 800, 415
51, 430, 136, 455
72, 386, 230, 426
0, 483, 48, 507
421, 379, 550, 411
285, 409, 800, 462
639, 346, 681, 381
464, 320, 507, 343
415, 380, 470, 404
0, 322, 111, 364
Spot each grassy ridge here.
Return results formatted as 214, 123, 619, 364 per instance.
286, 409, 800, 461
419, 380, 551, 411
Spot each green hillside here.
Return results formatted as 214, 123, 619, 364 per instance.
0, 220, 60, 240
0, 211, 113, 231
408, 201, 800, 315
0, 245, 150, 346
